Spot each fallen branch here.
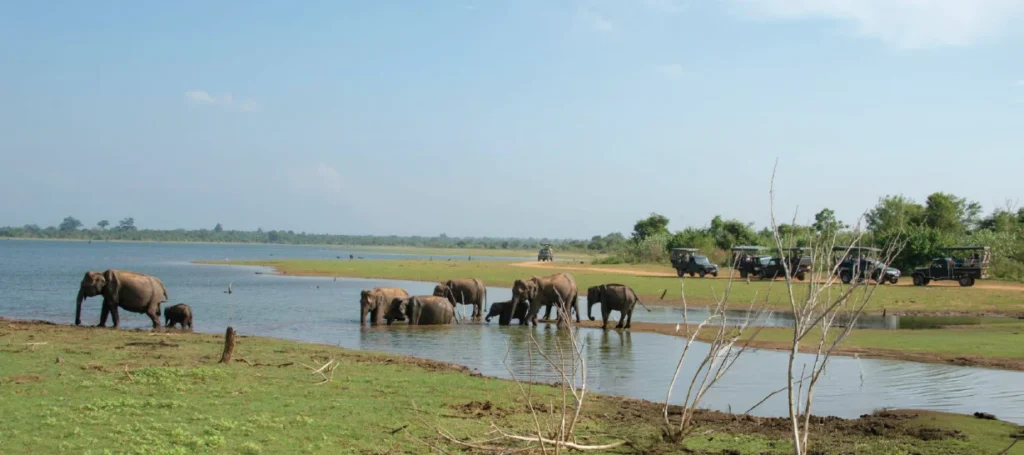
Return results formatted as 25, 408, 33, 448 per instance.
492, 425, 629, 451
235, 358, 294, 368
123, 365, 134, 383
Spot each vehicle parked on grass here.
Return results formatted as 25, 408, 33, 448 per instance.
833, 246, 900, 284
537, 244, 554, 262
911, 246, 990, 287
731, 245, 769, 279
757, 248, 813, 281
670, 248, 719, 278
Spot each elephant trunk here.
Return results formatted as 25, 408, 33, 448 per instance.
587, 298, 597, 321
360, 302, 368, 326
75, 289, 85, 326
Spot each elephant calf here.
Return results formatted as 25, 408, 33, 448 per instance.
587, 284, 642, 330
485, 300, 528, 325
386, 296, 454, 325
164, 303, 193, 330
361, 287, 409, 326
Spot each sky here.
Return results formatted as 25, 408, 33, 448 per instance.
1, 0, 1022, 238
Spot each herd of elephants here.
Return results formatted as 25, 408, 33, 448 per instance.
73, 269, 645, 331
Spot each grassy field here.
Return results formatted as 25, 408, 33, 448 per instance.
344, 245, 600, 260
207, 259, 1024, 316
1, 320, 1020, 454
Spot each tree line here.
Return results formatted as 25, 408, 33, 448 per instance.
0, 218, 595, 252
601, 192, 1024, 281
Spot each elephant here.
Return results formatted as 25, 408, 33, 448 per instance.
385, 296, 454, 325
484, 300, 529, 325
433, 278, 487, 318
75, 269, 168, 329
510, 273, 579, 326
360, 287, 409, 326
587, 284, 644, 330
164, 303, 193, 330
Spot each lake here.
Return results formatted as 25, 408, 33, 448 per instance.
1, 240, 1022, 424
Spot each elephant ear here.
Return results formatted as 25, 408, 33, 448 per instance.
103, 270, 121, 305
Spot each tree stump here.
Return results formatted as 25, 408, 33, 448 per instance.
219, 327, 236, 364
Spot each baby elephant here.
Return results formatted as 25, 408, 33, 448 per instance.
485, 300, 529, 326
163, 303, 193, 330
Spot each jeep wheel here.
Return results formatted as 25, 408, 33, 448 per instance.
689, 272, 695, 277
912, 275, 923, 286
712, 271, 718, 278
740, 271, 748, 279
889, 276, 899, 285
958, 276, 972, 287
796, 272, 806, 281
840, 271, 853, 284
757, 270, 766, 280
676, 268, 685, 277
699, 271, 706, 278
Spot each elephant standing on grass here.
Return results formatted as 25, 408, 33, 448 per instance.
587, 284, 645, 330
433, 278, 487, 318
386, 296, 454, 325
510, 273, 579, 326
484, 300, 529, 325
75, 270, 168, 329
164, 303, 193, 330
360, 287, 409, 326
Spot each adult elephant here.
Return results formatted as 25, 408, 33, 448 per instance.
386, 296, 454, 325
75, 269, 168, 329
433, 278, 487, 318
484, 300, 529, 325
360, 287, 409, 326
511, 273, 579, 326
587, 284, 645, 330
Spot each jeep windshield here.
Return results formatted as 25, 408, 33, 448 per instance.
693, 256, 711, 265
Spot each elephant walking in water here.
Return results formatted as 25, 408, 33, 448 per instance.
386, 296, 454, 325
75, 269, 168, 329
484, 300, 529, 325
587, 284, 646, 330
433, 278, 487, 318
360, 287, 409, 326
510, 273, 579, 327
164, 303, 193, 330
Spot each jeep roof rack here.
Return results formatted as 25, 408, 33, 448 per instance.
730, 245, 766, 252
832, 246, 881, 252
939, 246, 989, 251
671, 247, 700, 252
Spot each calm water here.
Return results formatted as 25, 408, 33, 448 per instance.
1, 240, 1022, 424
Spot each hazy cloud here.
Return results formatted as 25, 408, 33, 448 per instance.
655, 63, 685, 78
1016, 80, 1024, 86
286, 163, 345, 202
644, 0, 688, 14
730, 0, 1024, 49
184, 90, 258, 112
580, 9, 617, 34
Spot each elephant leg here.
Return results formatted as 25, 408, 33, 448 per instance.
147, 307, 160, 329
97, 303, 110, 327
601, 306, 611, 330
110, 306, 121, 329
542, 303, 552, 321
624, 308, 633, 329
371, 308, 380, 326
615, 308, 627, 329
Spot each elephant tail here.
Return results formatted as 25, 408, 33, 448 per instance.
633, 289, 651, 312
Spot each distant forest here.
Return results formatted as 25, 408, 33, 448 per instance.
0, 217, 615, 253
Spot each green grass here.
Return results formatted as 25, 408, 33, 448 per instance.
1, 321, 1020, 454
206, 259, 1024, 315
344, 245, 600, 259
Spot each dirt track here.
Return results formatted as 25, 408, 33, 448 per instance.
512, 261, 1024, 292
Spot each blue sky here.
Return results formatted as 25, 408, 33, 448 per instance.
1, 0, 1022, 238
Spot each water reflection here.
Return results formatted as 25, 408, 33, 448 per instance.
1, 240, 1022, 424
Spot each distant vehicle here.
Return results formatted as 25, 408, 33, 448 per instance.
537, 244, 554, 262
670, 248, 719, 278
833, 246, 899, 284
731, 245, 769, 279
911, 246, 990, 287
758, 249, 813, 281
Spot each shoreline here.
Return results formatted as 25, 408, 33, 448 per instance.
198, 260, 1024, 372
